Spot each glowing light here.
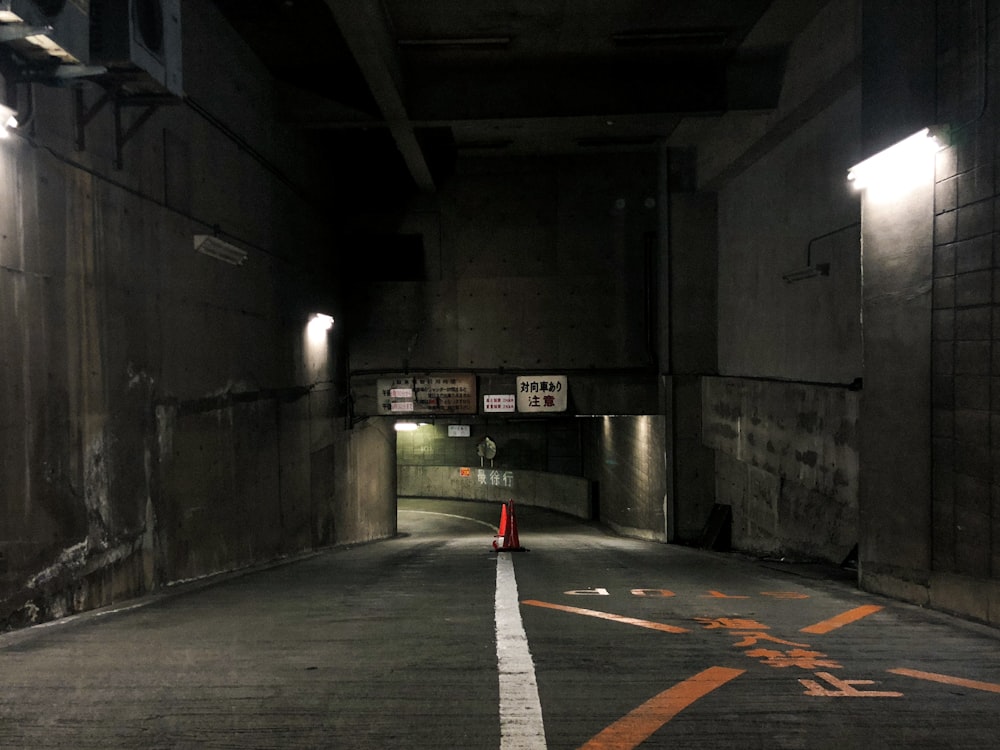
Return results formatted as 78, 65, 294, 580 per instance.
847, 128, 945, 201
0, 105, 17, 139
307, 313, 334, 344
394, 421, 419, 432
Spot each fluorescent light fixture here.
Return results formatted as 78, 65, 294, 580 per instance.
0, 104, 18, 139
194, 235, 248, 266
307, 313, 334, 344
782, 263, 830, 283
310, 313, 334, 331
394, 421, 419, 432
847, 128, 946, 197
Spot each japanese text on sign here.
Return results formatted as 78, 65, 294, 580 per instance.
484, 394, 516, 413
377, 374, 477, 415
516, 375, 568, 413
477, 469, 514, 487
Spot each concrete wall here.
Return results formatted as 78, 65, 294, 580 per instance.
398, 466, 590, 519
348, 153, 659, 373
348, 152, 670, 542
707, 0, 863, 564
581, 416, 668, 542
704, 377, 859, 563
395, 418, 582, 474
665, 191, 719, 543
853, 0, 1000, 625
395, 418, 589, 519
0, 1, 396, 629
335, 419, 398, 544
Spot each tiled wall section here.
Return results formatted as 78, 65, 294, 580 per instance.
931, 0, 1000, 580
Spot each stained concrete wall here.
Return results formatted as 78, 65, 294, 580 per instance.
0, 2, 395, 629
704, 377, 859, 563
398, 466, 590, 519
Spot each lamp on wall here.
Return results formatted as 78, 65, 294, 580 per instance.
782, 222, 860, 284
193, 234, 248, 265
782, 263, 830, 283
0, 103, 18, 139
847, 127, 947, 198
307, 313, 334, 344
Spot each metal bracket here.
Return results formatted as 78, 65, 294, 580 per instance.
74, 87, 112, 151
74, 85, 177, 169
113, 98, 160, 170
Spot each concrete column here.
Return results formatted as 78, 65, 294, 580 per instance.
858, 155, 935, 595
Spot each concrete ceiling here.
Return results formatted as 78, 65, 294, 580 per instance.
211, 0, 828, 196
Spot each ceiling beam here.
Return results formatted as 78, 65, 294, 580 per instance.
323, 0, 436, 191
400, 57, 786, 122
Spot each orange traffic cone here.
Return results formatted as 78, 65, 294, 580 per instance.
493, 499, 526, 552
496, 502, 509, 539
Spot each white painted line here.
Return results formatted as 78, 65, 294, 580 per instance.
399, 508, 499, 532
495, 553, 547, 749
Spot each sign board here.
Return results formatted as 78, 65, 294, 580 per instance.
448, 424, 471, 437
483, 394, 516, 413
516, 375, 568, 413
377, 374, 477, 415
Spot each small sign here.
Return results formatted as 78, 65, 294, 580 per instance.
448, 424, 471, 437
516, 375, 568, 412
484, 394, 516, 413
459, 467, 471, 477
377, 374, 477, 415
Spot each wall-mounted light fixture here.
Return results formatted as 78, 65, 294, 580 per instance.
193, 234, 248, 265
847, 127, 947, 200
782, 263, 830, 283
0, 103, 18, 139
394, 421, 419, 432
782, 222, 860, 284
306, 313, 334, 344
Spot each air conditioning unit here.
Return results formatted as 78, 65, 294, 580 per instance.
90, 0, 181, 96
0, 0, 90, 65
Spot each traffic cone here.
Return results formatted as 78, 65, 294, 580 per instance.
493, 502, 508, 549
493, 499, 526, 552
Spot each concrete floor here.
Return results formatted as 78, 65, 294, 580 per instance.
2, 498, 999, 749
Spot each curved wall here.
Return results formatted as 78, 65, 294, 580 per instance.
398, 465, 592, 519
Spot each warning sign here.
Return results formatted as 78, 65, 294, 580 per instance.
377, 374, 477, 415
516, 375, 568, 413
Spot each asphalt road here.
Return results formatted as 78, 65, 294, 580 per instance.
1, 498, 999, 749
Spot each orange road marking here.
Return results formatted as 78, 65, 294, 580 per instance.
702, 590, 749, 599
888, 668, 1000, 694
578, 666, 745, 750
521, 600, 690, 633
800, 605, 883, 634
